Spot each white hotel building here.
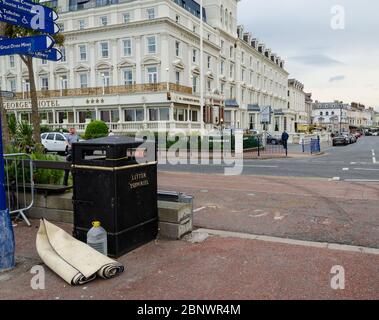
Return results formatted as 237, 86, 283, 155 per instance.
0, 0, 289, 134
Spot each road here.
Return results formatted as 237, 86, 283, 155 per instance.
158, 136, 379, 181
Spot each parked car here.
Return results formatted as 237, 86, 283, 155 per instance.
332, 135, 349, 146
266, 133, 282, 145
41, 132, 68, 154
372, 131, 379, 136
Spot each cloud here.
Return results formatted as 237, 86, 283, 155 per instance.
329, 75, 346, 82
288, 54, 344, 66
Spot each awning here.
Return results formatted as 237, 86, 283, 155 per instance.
247, 104, 260, 112
225, 99, 239, 108
274, 109, 285, 116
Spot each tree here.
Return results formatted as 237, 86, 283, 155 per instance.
0, 22, 11, 148
4, 3, 64, 146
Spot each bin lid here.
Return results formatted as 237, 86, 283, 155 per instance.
75, 135, 145, 147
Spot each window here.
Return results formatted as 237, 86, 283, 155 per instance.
60, 47, 66, 62
220, 83, 225, 94
207, 56, 211, 69
148, 108, 169, 121
78, 19, 85, 30
60, 75, 68, 89
125, 109, 144, 122
174, 109, 187, 122
230, 46, 234, 59
191, 110, 198, 122
46, 133, 55, 140
192, 49, 197, 63
100, 16, 108, 26
123, 12, 131, 23
100, 71, 110, 87
241, 69, 245, 82
192, 76, 198, 93
320, 111, 323, 116
175, 15, 180, 23
147, 67, 158, 84
8, 79, 16, 92
175, 71, 180, 85
123, 39, 132, 56
147, 8, 155, 20
175, 41, 180, 57
56, 134, 65, 141
79, 73, 88, 88
207, 80, 212, 92
123, 68, 133, 85
41, 77, 49, 90
78, 45, 87, 61
241, 52, 245, 64
9, 55, 15, 68
220, 60, 225, 74
147, 36, 156, 54
101, 110, 119, 123
100, 42, 109, 58
220, 40, 225, 54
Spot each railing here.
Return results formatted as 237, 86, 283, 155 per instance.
42, 121, 204, 132
15, 83, 192, 99
4, 154, 34, 227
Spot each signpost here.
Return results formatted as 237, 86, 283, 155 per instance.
24, 47, 62, 61
0, 0, 60, 271
0, 0, 58, 22
0, 6, 59, 34
0, 90, 15, 98
0, 35, 54, 56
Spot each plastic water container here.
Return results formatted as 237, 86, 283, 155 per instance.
87, 221, 108, 256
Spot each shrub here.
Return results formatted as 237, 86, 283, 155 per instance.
84, 120, 109, 140
30, 153, 65, 185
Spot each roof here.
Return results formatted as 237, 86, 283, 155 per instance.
247, 104, 260, 112
225, 99, 239, 108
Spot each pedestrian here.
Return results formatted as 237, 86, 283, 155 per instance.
281, 130, 289, 150
63, 128, 78, 186
108, 130, 114, 136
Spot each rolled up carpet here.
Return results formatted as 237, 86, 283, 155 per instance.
36, 218, 124, 285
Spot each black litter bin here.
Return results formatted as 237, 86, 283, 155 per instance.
72, 136, 158, 258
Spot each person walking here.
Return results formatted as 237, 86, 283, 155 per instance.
281, 130, 289, 154
63, 128, 78, 186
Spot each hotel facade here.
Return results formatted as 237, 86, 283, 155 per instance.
0, 0, 290, 134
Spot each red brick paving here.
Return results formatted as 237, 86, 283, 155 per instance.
0, 220, 378, 300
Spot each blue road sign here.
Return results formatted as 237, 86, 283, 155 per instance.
0, 35, 54, 56
0, 5, 59, 34
0, 0, 58, 22
26, 47, 62, 61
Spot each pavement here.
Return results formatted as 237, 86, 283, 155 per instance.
0, 219, 378, 300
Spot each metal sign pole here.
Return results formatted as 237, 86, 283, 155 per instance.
0, 100, 15, 271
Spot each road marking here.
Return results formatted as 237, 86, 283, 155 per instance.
193, 206, 206, 213
344, 179, 379, 182
330, 177, 341, 181
195, 228, 379, 255
353, 168, 379, 171
372, 149, 377, 164
342, 168, 349, 171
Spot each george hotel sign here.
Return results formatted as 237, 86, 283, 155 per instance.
3, 99, 60, 110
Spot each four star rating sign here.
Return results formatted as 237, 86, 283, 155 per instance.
0, 0, 61, 61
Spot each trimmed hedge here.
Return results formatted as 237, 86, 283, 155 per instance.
84, 120, 109, 140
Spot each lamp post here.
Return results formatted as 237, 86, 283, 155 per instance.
200, 0, 204, 134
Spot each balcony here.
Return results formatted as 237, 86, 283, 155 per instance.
15, 83, 193, 100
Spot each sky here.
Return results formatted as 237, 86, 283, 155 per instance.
238, 0, 379, 110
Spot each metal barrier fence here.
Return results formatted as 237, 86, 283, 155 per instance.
246, 135, 287, 157
4, 153, 34, 226
301, 138, 321, 154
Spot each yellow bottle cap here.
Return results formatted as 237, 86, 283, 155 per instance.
92, 221, 101, 228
